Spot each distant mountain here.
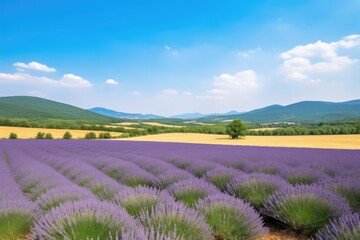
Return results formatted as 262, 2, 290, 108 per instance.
200, 100, 360, 123
89, 107, 163, 119
0, 96, 114, 121
170, 111, 242, 119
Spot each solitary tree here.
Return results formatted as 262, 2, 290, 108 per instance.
63, 131, 72, 139
45, 133, 54, 139
84, 132, 97, 139
226, 119, 247, 139
9, 133, 17, 139
36, 132, 45, 139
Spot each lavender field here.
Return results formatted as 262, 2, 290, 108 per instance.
0, 140, 359, 240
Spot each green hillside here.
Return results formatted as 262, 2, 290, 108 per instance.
201, 100, 360, 123
0, 96, 114, 122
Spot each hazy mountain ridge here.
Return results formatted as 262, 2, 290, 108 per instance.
89, 107, 163, 119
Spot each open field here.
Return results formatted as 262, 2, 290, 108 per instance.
119, 133, 360, 149
0, 140, 359, 239
0, 126, 122, 139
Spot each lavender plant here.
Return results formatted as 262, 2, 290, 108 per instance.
261, 185, 351, 233
31, 199, 142, 240
205, 168, 242, 191
228, 173, 290, 209
140, 202, 214, 240
315, 213, 360, 240
113, 186, 174, 217
196, 194, 268, 239
167, 179, 219, 207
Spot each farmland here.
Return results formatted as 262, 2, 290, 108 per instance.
0, 126, 122, 139
0, 140, 359, 239
119, 133, 360, 149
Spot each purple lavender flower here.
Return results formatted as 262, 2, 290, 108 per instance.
167, 179, 220, 207
0, 199, 37, 239
36, 185, 95, 212
113, 186, 174, 217
31, 199, 143, 240
196, 193, 268, 239
227, 173, 290, 208
155, 169, 194, 189
261, 185, 352, 233
315, 213, 360, 240
321, 176, 360, 212
204, 167, 243, 191
280, 167, 329, 185
140, 202, 214, 240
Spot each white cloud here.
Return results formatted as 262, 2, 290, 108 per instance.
13, 61, 56, 72
213, 70, 259, 91
280, 34, 360, 83
183, 91, 193, 96
238, 47, 261, 57
59, 74, 92, 87
198, 70, 260, 100
0, 72, 92, 88
162, 89, 178, 95
105, 79, 118, 85
131, 90, 141, 95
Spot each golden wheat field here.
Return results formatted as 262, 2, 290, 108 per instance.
0, 126, 122, 139
118, 133, 360, 149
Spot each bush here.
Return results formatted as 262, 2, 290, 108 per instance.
140, 202, 213, 240
226, 119, 247, 139
196, 194, 267, 239
45, 133, 53, 139
84, 132, 96, 139
315, 213, 360, 240
35, 132, 45, 139
98, 132, 111, 139
261, 185, 351, 233
9, 133, 17, 139
31, 199, 141, 239
63, 131, 72, 139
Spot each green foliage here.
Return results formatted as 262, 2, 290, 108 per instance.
0, 212, 33, 240
120, 195, 158, 217
63, 131, 72, 139
226, 120, 247, 139
200, 204, 258, 239
36, 132, 45, 139
98, 132, 111, 139
84, 132, 96, 139
232, 180, 278, 209
54, 218, 120, 240
9, 133, 17, 139
277, 196, 334, 233
45, 133, 53, 139
173, 189, 206, 207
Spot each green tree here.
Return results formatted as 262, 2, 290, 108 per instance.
63, 131, 72, 139
85, 132, 97, 139
98, 132, 111, 139
45, 133, 53, 139
226, 119, 247, 139
36, 132, 45, 139
9, 133, 17, 139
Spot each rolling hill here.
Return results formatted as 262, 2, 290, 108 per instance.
200, 100, 360, 123
0, 96, 114, 121
89, 107, 163, 119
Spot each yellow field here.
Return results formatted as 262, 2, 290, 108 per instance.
117, 133, 360, 149
0, 126, 122, 139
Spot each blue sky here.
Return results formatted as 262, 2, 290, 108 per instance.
0, 0, 359, 116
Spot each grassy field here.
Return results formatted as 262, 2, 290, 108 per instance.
118, 133, 360, 149
0, 126, 122, 139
